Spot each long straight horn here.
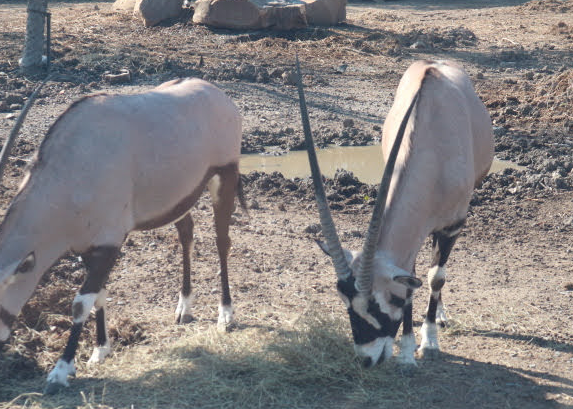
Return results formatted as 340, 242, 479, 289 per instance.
296, 55, 352, 280
355, 89, 421, 296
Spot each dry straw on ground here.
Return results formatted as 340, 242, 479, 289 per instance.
2, 307, 423, 409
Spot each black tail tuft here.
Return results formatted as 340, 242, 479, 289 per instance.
237, 174, 250, 220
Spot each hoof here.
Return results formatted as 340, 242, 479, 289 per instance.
87, 342, 112, 365
420, 347, 441, 360
396, 362, 417, 377
436, 318, 448, 328
44, 381, 66, 395
217, 321, 235, 333
177, 314, 195, 324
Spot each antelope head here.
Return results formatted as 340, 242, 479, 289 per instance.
295, 57, 422, 367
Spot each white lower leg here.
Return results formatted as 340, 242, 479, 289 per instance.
397, 332, 418, 365
175, 292, 195, 322
420, 320, 439, 351
47, 359, 76, 387
88, 340, 112, 364
217, 303, 234, 330
436, 301, 448, 325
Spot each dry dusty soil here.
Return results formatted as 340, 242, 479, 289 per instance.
0, 0, 572, 408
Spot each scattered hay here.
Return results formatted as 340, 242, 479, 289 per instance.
90, 311, 415, 408
1, 309, 423, 408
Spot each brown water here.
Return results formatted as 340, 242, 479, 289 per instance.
240, 145, 522, 184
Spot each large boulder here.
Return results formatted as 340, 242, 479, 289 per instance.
193, 0, 264, 29
302, 0, 346, 26
193, 0, 345, 29
260, 4, 307, 30
134, 0, 184, 27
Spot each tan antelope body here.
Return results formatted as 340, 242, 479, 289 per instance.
0, 78, 244, 392
298, 59, 493, 368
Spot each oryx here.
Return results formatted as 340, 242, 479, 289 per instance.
0, 78, 246, 392
297, 59, 494, 367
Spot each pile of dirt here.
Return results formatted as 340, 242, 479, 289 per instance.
519, 0, 572, 12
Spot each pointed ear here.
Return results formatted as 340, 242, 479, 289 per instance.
315, 240, 354, 266
393, 275, 422, 289
16, 252, 35, 274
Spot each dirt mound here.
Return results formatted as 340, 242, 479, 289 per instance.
520, 0, 572, 12
550, 21, 573, 36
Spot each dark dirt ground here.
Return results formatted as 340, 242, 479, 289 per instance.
0, 0, 572, 408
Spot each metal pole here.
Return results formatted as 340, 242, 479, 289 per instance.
46, 12, 51, 73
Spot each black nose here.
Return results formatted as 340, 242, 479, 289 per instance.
362, 357, 373, 368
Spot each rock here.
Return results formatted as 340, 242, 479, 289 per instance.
304, 223, 322, 234
112, 0, 136, 10
103, 70, 132, 84
410, 40, 427, 49
302, 0, 346, 26
335, 64, 348, 74
281, 70, 298, 86
193, 0, 345, 29
134, 0, 183, 27
237, 63, 257, 81
342, 118, 354, 128
5, 94, 24, 105
194, 0, 262, 29
493, 126, 507, 137
261, 4, 307, 30
269, 67, 284, 78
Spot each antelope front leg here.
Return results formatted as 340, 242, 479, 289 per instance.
175, 213, 195, 324
397, 301, 417, 371
45, 246, 119, 394
420, 227, 460, 358
87, 289, 112, 364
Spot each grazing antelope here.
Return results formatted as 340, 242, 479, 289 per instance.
297, 59, 493, 367
0, 78, 246, 393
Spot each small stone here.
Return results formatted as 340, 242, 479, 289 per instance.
269, 68, 284, 78
103, 70, 132, 84
282, 70, 298, 86
304, 223, 322, 234
410, 40, 427, 49
476, 72, 484, 79
335, 64, 348, 74
5, 93, 24, 105
249, 200, 260, 210
343, 118, 354, 128
493, 126, 507, 136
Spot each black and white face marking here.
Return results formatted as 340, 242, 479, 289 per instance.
337, 275, 413, 367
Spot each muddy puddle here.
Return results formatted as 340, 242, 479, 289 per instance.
240, 145, 522, 184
